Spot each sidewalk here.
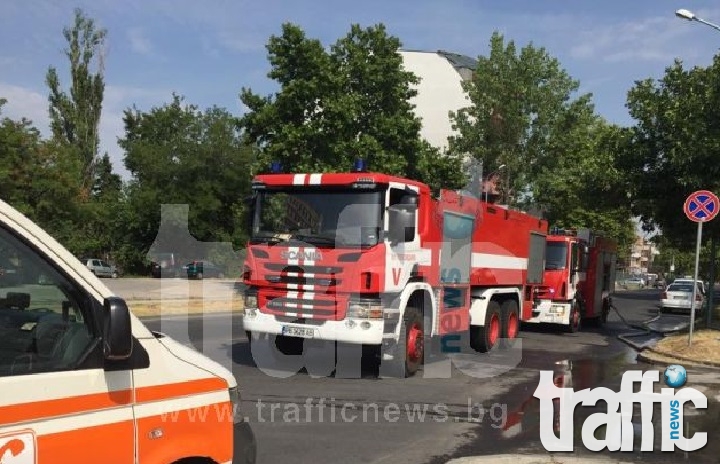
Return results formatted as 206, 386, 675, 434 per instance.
447, 455, 633, 464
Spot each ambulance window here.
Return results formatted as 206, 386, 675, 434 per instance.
0, 226, 96, 377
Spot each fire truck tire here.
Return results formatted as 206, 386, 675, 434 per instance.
500, 300, 520, 348
248, 332, 304, 374
275, 335, 304, 356
470, 300, 501, 353
587, 301, 609, 328
380, 305, 423, 378
566, 302, 581, 333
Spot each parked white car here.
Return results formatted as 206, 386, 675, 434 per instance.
672, 278, 706, 296
660, 281, 704, 313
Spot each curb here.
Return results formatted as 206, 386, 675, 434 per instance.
640, 347, 720, 369
446, 454, 634, 464
617, 334, 653, 351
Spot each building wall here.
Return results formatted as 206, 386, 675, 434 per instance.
399, 50, 473, 153
628, 235, 658, 275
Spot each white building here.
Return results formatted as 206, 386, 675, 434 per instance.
398, 50, 477, 154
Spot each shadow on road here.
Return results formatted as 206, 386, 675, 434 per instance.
228, 339, 383, 379
612, 289, 662, 301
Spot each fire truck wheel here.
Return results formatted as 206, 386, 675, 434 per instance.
275, 335, 304, 356
471, 300, 501, 353
566, 303, 581, 333
381, 305, 423, 378
500, 300, 520, 347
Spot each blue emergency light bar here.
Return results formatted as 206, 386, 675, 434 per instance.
270, 161, 283, 173
353, 158, 367, 172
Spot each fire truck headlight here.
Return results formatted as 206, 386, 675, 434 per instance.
549, 305, 565, 315
347, 298, 383, 319
244, 292, 258, 310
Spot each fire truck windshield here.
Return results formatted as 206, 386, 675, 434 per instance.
251, 187, 383, 247
545, 242, 568, 270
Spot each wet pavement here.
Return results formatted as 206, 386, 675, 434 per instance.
429, 289, 720, 464
430, 356, 720, 463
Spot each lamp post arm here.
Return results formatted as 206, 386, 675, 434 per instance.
697, 17, 720, 32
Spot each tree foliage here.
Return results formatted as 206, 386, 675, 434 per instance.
450, 32, 587, 192
240, 23, 464, 192
46, 8, 107, 197
450, 32, 634, 248
120, 95, 254, 269
627, 56, 720, 247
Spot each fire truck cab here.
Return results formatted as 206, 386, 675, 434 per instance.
530, 228, 617, 331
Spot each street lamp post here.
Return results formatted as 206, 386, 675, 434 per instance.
675, 8, 720, 32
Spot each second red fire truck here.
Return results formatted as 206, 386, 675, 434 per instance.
241, 162, 617, 377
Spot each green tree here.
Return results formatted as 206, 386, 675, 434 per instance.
450, 31, 633, 247
46, 8, 107, 198
627, 56, 720, 246
449, 32, 588, 195
120, 95, 254, 270
0, 99, 84, 249
240, 23, 464, 192
534, 118, 636, 250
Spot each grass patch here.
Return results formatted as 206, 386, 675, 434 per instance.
652, 329, 720, 366
128, 298, 244, 318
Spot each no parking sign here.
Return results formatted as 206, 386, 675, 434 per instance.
683, 189, 719, 345
683, 190, 719, 222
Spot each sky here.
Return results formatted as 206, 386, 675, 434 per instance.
1, 0, 720, 181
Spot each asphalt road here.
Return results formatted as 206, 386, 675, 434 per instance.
103, 276, 238, 300
137, 289, 720, 463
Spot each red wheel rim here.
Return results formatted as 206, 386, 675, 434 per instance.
407, 323, 423, 362
489, 313, 500, 346
507, 312, 519, 339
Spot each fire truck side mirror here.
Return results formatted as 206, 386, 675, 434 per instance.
388, 204, 416, 244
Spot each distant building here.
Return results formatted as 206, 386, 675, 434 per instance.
398, 50, 477, 154
628, 235, 659, 275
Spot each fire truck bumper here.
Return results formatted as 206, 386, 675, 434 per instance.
526, 300, 571, 325
242, 310, 385, 345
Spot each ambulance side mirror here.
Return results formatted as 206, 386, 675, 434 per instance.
103, 297, 132, 361
388, 204, 416, 243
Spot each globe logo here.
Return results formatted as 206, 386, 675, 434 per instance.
664, 364, 687, 388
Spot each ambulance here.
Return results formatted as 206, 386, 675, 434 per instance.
0, 199, 256, 463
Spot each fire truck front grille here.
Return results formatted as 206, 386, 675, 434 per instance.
264, 263, 342, 274
264, 274, 339, 286
265, 296, 339, 319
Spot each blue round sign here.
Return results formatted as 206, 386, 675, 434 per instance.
684, 190, 719, 223
664, 364, 687, 388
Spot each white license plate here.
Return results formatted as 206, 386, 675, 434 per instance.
281, 325, 316, 338
673, 296, 686, 300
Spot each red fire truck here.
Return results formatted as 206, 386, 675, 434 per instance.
241, 162, 552, 377
530, 228, 618, 332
